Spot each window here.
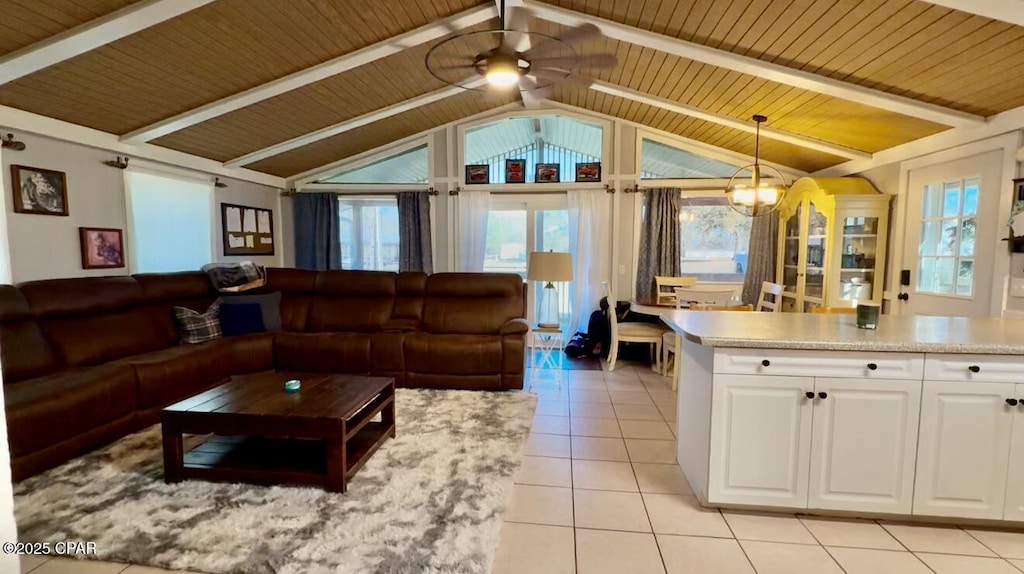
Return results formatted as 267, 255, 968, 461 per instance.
641, 138, 748, 179
678, 196, 752, 282
917, 178, 978, 296
465, 115, 603, 183
125, 170, 213, 273
338, 198, 399, 271
485, 197, 571, 324
318, 144, 428, 184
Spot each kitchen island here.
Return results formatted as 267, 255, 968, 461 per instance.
663, 310, 1024, 523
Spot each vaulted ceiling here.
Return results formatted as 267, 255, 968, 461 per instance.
1, 0, 1022, 180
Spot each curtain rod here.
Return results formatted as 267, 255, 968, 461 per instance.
449, 184, 615, 195
281, 187, 438, 197
625, 184, 726, 193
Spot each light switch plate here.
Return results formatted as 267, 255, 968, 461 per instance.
1012, 278, 1024, 298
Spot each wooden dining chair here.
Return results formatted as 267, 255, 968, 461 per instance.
603, 281, 665, 372
811, 306, 857, 314
661, 287, 737, 385
654, 276, 697, 305
756, 282, 784, 312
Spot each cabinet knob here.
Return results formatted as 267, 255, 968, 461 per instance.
968, 365, 981, 373
818, 392, 828, 399
761, 359, 771, 367
1008, 398, 1019, 407
805, 391, 814, 399
867, 363, 878, 370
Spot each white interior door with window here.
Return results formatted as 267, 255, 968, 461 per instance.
485, 195, 569, 328
899, 151, 1002, 316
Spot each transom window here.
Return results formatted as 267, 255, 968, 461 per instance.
641, 139, 748, 179
319, 144, 428, 184
917, 178, 978, 296
465, 115, 603, 184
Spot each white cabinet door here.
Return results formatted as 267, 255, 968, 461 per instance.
1002, 383, 1024, 521
808, 378, 921, 514
709, 374, 814, 508
913, 380, 1015, 520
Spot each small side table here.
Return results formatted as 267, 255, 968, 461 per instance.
530, 326, 564, 384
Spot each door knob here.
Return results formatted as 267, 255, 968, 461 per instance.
867, 363, 878, 370
968, 365, 981, 373
897, 292, 909, 301
818, 392, 828, 399
1008, 398, 1019, 406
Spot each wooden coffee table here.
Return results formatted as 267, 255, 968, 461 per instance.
161, 372, 395, 493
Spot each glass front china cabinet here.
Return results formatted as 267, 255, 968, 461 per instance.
776, 177, 891, 312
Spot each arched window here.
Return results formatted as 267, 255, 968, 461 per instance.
465, 115, 604, 184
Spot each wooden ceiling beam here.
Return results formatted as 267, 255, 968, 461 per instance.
524, 1, 987, 129
588, 80, 872, 160
0, 0, 216, 85
918, 0, 1024, 27
121, 4, 498, 145
225, 79, 489, 168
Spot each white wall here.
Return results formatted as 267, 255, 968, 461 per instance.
0, 130, 283, 283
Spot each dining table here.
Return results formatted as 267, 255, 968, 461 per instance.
629, 296, 686, 317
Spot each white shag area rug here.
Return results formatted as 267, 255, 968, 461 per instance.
14, 388, 537, 574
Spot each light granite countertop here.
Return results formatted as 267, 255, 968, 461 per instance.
660, 311, 1024, 354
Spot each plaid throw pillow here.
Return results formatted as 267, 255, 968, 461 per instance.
173, 301, 222, 344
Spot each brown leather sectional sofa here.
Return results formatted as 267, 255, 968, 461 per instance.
0, 268, 527, 481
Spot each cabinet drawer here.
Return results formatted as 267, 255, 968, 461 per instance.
714, 348, 924, 380
924, 354, 1024, 383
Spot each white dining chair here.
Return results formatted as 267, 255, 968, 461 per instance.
661, 287, 737, 387
653, 276, 697, 305
603, 281, 665, 372
757, 281, 785, 312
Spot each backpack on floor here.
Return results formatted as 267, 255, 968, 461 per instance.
586, 309, 609, 357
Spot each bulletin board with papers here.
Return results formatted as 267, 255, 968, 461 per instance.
221, 203, 275, 256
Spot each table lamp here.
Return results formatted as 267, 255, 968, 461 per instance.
527, 251, 573, 329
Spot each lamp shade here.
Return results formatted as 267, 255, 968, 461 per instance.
527, 251, 573, 282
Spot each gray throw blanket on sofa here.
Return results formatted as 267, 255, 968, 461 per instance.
201, 262, 266, 292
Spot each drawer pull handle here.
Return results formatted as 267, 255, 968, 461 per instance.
968, 365, 981, 373
1008, 398, 1019, 407
867, 363, 878, 370
805, 391, 814, 399
818, 392, 828, 399
761, 359, 771, 367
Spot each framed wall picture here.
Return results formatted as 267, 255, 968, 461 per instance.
11, 165, 69, 216
536, 163, 560, 183
465, 164, 490, 185
505, 159, 526, 184
576, 162, 602, 183
222, 203, 275, 256
79, 227, 125, 269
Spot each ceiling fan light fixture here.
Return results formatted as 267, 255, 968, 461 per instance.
484, 56, 521, 88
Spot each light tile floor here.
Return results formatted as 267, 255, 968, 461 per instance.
21, 359, 1024, 574
493, 359, 1024, 574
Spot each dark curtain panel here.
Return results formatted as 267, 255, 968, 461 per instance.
741, 211, 779, 305
292, 192, 342, 271
397, 191, 434, 273
635, 188, 681, 299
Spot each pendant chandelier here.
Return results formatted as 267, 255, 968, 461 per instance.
724, 114, 787, 217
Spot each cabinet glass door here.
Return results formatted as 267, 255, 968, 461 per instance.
781, 204, 802, 311
804, 203, 828, 301
839, 215, 879, 302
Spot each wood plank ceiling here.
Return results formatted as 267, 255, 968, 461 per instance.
0, 0, 1022, 178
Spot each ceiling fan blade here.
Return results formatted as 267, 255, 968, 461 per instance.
433, 63, 478, 71
530, 69, 593, 90
520, 75, 553, 99
556, 22, 602, 45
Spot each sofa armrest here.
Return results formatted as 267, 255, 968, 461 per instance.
383, 317, 420, 332
499, 318, 529, 336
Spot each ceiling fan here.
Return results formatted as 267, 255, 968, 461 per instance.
424, 2, 618, 100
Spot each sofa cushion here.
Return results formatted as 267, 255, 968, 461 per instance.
174, 301, 222, 344
219, 302, 265, 337
135, 271, 213, 309
403, 333, 503, 375
42, 306, 179, 367
126, 340, 234, 410
305, 271, 397, 332
274, 333, 372, 373
5, 364, 137, 457
220, 292, 281, 332
0, 286, 57, 383
421, 273, 525, 335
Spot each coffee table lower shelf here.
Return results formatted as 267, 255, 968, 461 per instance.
175, 421, 394, 492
